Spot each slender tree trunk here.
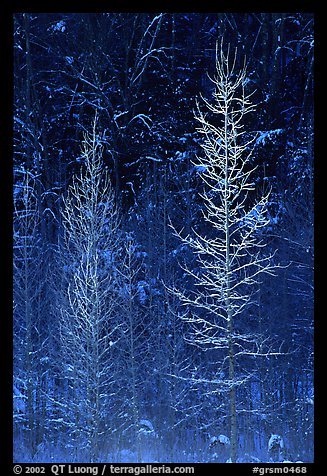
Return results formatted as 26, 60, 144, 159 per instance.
224, 92, 237, 463
227, 314, 237, 462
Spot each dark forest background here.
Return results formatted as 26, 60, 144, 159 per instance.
12, 12, 314, 463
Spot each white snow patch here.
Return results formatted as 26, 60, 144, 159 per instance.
256, 129, 283, 146
210, 434, 230, 446
194, 164, 207, 173
50, 20, 66, 33
139, 419, 154, 433
268, 434, 284, 451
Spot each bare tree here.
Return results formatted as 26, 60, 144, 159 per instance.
58, 119, 124, 461
172, 43, 279, 462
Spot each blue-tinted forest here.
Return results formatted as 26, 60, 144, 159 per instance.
13, 12, 314, 463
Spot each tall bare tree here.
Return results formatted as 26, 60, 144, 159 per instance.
172, 44, 279, 462
58, 119, 123, 461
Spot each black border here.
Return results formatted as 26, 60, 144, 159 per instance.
2, 3, 321, 475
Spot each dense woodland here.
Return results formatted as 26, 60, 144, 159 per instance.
13, 13, 314, 463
